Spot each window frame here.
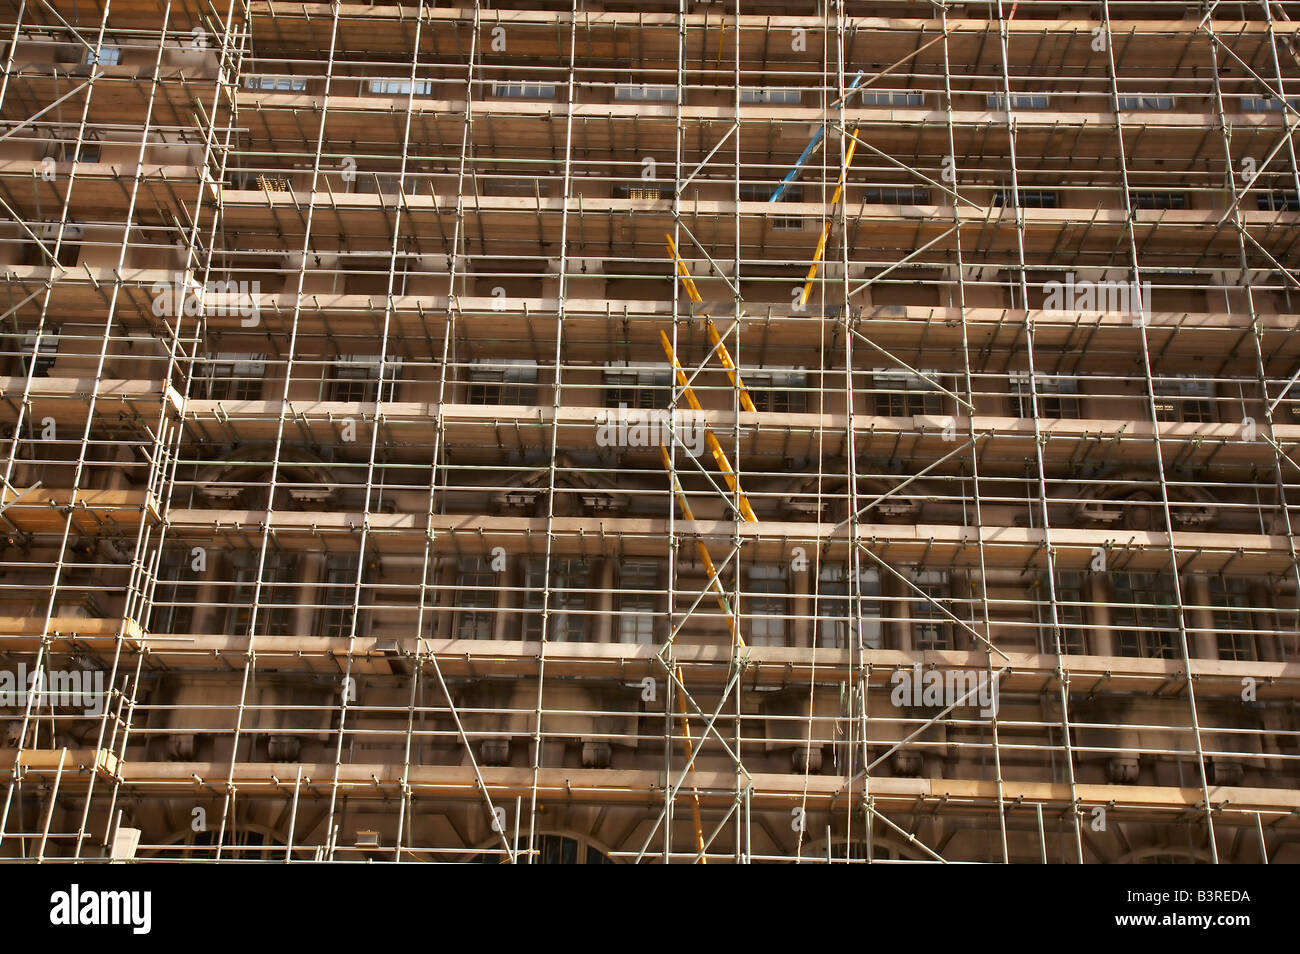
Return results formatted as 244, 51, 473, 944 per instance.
454, 558, 497, 640
613, 84, 675, 102
909, 569, 952, 651
745, 368, 808, 413
1010, 373, 1082, 419
986, 92, 1049, 110
617, 562, 659, 644
740, 87, 802, 105
86, 46, 122, 67
327, 354, 401, 402
1112, 572, 1178, 659
525, 558, 591, 642
1210, 577, 1257, 661
746, 564, 789, 647
199, 352, 266, 401
1117, 94, 1174, 110
467, 359, 539, 406
368, 78, 432, 96
873, 368, 945, 417
246, 75, 308, 92
1153, 375, 1215, 423
490, 81, 557, 100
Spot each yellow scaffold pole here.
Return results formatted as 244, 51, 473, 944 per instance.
659, 234, 766, 862
658, 445, 744, 648
658, 331, 758, 524
660, 457, 723, 864
674, 660, 707, 863
797, 126, 860, 309
664, 234, 758, 413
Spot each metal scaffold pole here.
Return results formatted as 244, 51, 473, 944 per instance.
0, 0, 1296, 865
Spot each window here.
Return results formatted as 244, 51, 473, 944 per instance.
910, 570, 951, 651
525, 558, 590, 641
198, 353, 265, 400
479, 178, 536, 197
858, 90, 924, 107
1117, 95, 1174, 110
873, 369, 944, 416
1051, 572, 1088, 654
818, 566, 850, 649
148, 547, 197, 635
613, 183, 671, 200
60, 141, 101, 163
771, 216, 805, 230
864, 187, 929, 204
604, 366, 670, 409
614, 84, 675, 102
467, 360, 538, 405
1211, 577, 1256, 661
319, 555, 361, 638
228, 552, 296, 637
618, 562, 658, 644
993, 189, 1059, 208
491, 82, 556, 99
1154, 376, 1214, 423
454, 558, 497, 640
986, 93, 1049, 110
246, 75, 308, 92
328, 355, 401, 402
1011, 373, 1081, 419
369, 78, 432, 96
476, 834, 612, 865
1241, 96, 1281, 111
747, 565, 788, 647
741, 87, 801, 105
1257, 192, 1300, 211
17, 330, 58, 377
28, 223, 82, 267
331, 361, 373, 402
1113, 573, 1178, 658
816, 566, 881, 649
739, 184, 802, 203
1129, 191, 1188, 210
746, 368, 808, 413
1240, 96, 1300, 112
859, 568, 883, 649
86, 46, 121, 66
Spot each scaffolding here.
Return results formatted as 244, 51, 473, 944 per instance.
0, 0, 1298, 863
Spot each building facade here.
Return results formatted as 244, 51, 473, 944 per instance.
1, 0, 1298, 862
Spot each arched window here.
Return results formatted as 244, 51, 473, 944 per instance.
472, 832, 613, 864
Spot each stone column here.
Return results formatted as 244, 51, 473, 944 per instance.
891, 576, 913, 653
293, 551, 324, 637
1088, 574, 1114, 656
1251, 582, 1277, 662
594, 558, 614, 644
1182, 574, 1218, 661
493, 560, 514, 642
792, 562, 811, 648
191, 575, 220, 635
434, 560, 456, 640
